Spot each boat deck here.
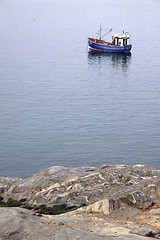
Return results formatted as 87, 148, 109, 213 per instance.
89, 38, 112, 45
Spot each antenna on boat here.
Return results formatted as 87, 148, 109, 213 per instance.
95, 23, 102, 40
100, 23, 102, 40
101, 28, 112, 39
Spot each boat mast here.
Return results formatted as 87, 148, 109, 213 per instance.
99, 23, 102, 40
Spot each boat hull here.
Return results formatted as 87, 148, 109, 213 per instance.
88, 39, 132, 53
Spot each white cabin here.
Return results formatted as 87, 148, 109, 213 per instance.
112, 33, 130, 46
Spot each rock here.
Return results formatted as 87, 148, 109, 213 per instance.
0, 207, 156, 240
0, 207, 55, 240
85, 199, 110, 214
0, 185, 4, 194
70, 183, 84, 190
145, 181, 160, 201
124, 191, 154, 209
0, 165, 160, 239
79, 198, 120, 215
0, 165, 159, 209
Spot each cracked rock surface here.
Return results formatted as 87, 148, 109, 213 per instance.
0, 165, 160, 239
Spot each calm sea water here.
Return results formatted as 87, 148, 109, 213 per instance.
0, 0, 160, 178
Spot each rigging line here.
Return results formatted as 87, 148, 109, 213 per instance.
101, 28, 113, 39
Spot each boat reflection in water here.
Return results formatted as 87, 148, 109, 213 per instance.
88, 50, 131, 71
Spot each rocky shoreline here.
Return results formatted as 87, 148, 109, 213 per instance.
0, 164, 160, 239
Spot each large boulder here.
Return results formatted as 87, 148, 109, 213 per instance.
122, 191, 154, 209
84, 199, 110, 214
80, 198, 120, 214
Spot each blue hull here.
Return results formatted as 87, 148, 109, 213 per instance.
88, 39, 132, 53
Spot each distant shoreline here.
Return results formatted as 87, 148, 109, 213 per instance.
1, 163, 160, 179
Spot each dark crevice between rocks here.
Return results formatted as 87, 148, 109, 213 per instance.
0, 195, 86, 216
34, 204, 77, 215
145, 231, 160, 239
0, 196, 32, 209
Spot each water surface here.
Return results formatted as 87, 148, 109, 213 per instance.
0, 0, 160, 177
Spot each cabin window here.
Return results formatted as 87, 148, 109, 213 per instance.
123, 39, 127, 46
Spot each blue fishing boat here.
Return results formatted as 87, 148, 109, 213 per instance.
88, 26, 132, 53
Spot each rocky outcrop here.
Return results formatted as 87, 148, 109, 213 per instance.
0, 207, 159, 240
0, 165, 160, 239
1, 165, 160, 207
